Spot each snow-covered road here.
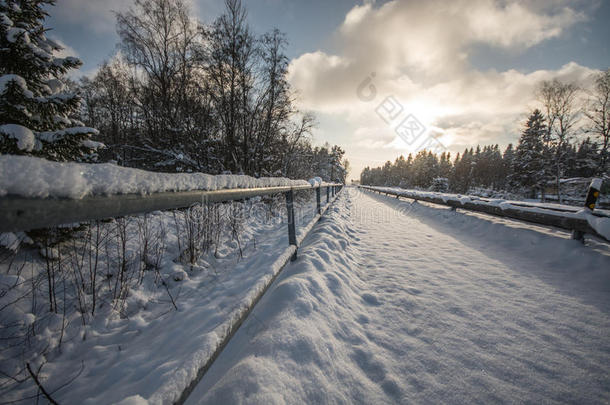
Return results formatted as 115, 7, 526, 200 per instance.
186, 187, 610, 404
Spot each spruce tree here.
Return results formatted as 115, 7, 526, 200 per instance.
0, 0, 101, 161
511, 109, 546, 196
573, 138, 599, 178
500, 144, 515, 190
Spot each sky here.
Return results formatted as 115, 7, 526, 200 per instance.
46, 0, 610, 181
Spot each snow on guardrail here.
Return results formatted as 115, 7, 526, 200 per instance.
361, 185, 610, 241
0, 155, 311, 199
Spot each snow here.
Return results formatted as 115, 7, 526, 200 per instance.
0, 155, 312, 199
591, 178, 603, 191
308, 177, 323, 187
0, 12, 12, 27
115, 396, 149, 405
37, 126, 100, 142
6, 27, 29, 43
0, 124, 37, 151
2, 185, 609, 403
586, 213, 610, 240
46, 78, 65, 93
185, 187, 610, 404
0, 74, 33, 98
52, 114, 72, 126
0, 231, 19, 251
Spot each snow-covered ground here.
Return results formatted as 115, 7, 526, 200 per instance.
186, 187, 610, 404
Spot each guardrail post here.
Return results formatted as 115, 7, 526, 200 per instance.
572, 178, 602, 242
316, 187, 321, 215
285, 189, 298, 260
326, 186, 330, 204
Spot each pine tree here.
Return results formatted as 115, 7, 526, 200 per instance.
451, 148, 473, 193
438, 151, 452, 179
511, 109, 546, 197
500, 144, 515, 189
0, 0, 101, 161
573, 138, 599, 178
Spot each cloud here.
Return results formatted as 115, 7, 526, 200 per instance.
466, 1, 584, 48
47, 35, 90, 79
50, 0, 131, 33
48, 36, 78, 58
287, 0, 598, 178
50, 0, 213, 34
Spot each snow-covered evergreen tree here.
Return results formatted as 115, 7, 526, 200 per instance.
500, 143, 515, 189
573, 138, 599, 178
511, 109, 547, 196
430, 177, 449, 192
0, 0, 101, 161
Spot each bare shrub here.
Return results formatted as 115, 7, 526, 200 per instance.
227, 201, 245, 259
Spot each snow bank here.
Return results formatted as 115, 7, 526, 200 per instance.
0, 155, 311, 199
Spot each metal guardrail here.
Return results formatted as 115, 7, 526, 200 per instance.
0, 181, 343, 403
359, 185, 608, 243
0, 183, 344, 258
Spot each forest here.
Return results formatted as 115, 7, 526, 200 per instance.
360, 72, 610, 202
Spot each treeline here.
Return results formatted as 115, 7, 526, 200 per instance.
0, 0, 348, 182
76, 0, 347, 181
361, 72, 610, 200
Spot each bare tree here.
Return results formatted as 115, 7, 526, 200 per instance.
207, 0, 257, 173
116, 0, 204, 154
537, 79, 580, 203
81, 57, 138, 165
255, 29, 292, 176
76, 0, 347, 181
584, 69, 610, 175
283, 113, 316, 179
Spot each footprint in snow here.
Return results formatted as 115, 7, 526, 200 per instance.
361, 293, 381, 306
357, 314, 369, 324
